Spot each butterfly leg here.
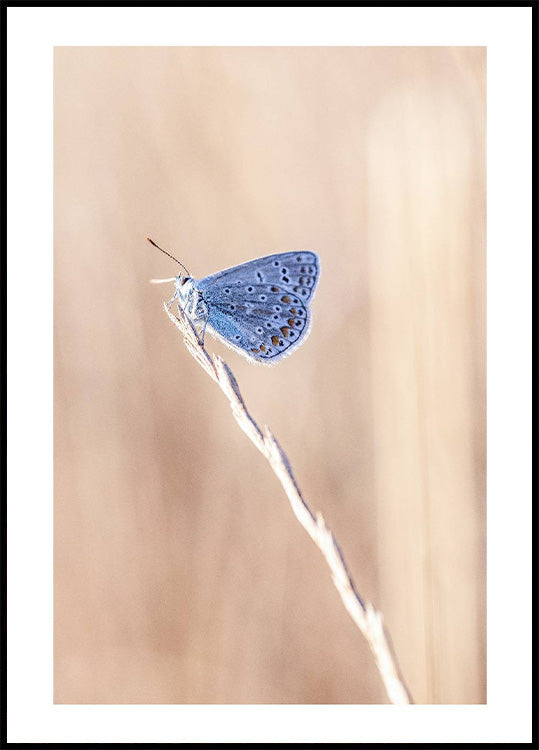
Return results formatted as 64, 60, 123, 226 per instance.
198, 315, 209, 345
165, 290, 178, 311
194, 298, 209, 345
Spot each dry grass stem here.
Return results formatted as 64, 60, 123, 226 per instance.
164, 302, 413, 705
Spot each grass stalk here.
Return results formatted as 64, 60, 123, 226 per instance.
163, 301, 412, 705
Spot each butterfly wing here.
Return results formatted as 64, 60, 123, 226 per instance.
197, 251, 319, 302
196, 252, 319, 364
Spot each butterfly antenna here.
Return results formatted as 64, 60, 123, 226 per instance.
146, 237, 190, 277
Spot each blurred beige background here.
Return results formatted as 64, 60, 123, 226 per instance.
54, 47, 485, 704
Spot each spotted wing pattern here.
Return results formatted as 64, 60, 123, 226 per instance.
195, 251, 319, 363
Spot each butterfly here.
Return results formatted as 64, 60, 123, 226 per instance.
149, 239, 320, 364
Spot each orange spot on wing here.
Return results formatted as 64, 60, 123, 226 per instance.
281, 296, 291, 303
271, 286, 279, 292
252, 348, 259, 353
271, 335, 279, 346
280, 326, 290, 338
260, 344, 266, 352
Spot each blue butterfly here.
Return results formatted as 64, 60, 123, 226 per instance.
150, 240, 320, 364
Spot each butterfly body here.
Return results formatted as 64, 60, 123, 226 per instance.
171, 251, 320, 364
